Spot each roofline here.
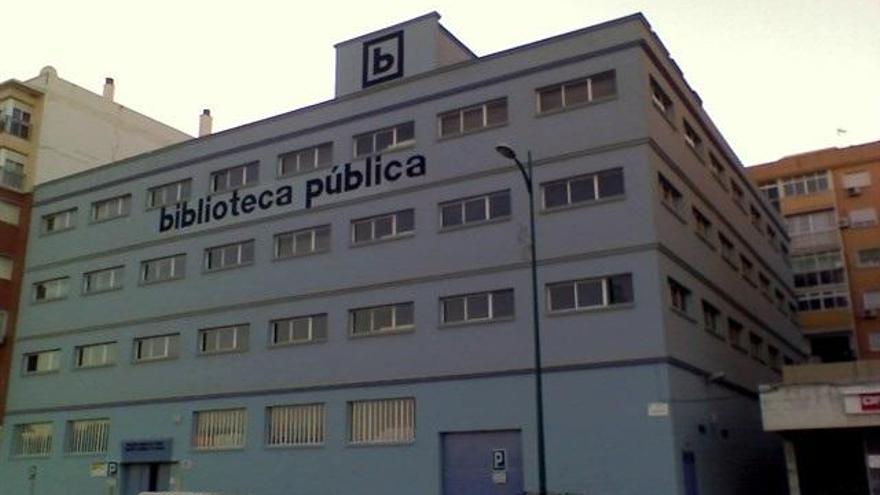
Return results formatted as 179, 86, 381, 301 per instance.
0, 78, 44, 98
334, 11, 441, 47
438, 23, 477, 59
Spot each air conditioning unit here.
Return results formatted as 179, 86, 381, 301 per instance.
847, 186, 863, 197
864, 309, 878, 320
838, 217, 851, 228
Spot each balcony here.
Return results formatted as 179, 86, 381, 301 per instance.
0, 167, 25, 190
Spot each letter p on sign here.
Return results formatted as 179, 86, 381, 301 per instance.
362, 31, 404, 88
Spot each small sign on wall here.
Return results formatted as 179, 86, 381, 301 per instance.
648, 402, 670, 417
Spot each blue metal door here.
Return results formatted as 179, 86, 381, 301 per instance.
442, 430, 524, 495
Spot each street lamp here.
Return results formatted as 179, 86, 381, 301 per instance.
495, 144, 547, 495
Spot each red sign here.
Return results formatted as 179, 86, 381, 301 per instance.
860, 394, 880, 411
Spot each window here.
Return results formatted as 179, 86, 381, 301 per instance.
0, 310, 7, 343
0, 150, 26, 190
759, 182, 781, 211
728, 319, 744, 349
849, 208, 878, 228
274, 225, 330, 258
870, 333, 880, 352
766, 226, 778, 247
683, 120, 703, 154
775, 289, 786, 310
23, 349, 60, 374
547, 274, 633, 312
199, 325, 249, 354
740, 256, 755, 284
210, 162, 259, 194
797, 291, 849, 312
781, 172, 829, 197
0, 200, 20, 225
786, 210, 837, 250
719, 234, 736, 266
43, 208, 77, 233
858, 248, 880, 268
692, 208, 712, 242
75, 342, 116, 368
147, 179, 192, 209
271, 314, 328, 346
205, 240, 255, 271
668, 278, 691, 314
141, 254, 186, 284
133, 334, 179, 362
650, 77, 673, 117
193, 408, 247, 450
730, 180, 746, 209
863, 291, 880, 311
749, 332, 765, 362
440, 190, 510, 229
278, 142, 333, 176
351, 303, 414, 336
6, 106, 32, 139
439, 98, 507, 138
352, 209, 414, 244
267, 403, 325, 446
34, 277, 69, 302
537, 70, 616, 113
13, 423, 52, 457
792, 251, 845, 288
767, 346, 782, 370
749, 205, 763, 231
758, 273, 771, 298
66, 419, 110, 455
658, 173, 683, 214
441, 289, 514, 324
702, 301, 721, 334
708, 153, 726, 181
542, 168, 624, 209
83, 266, 124, 294
0, 256, 12, 280
349, 398, 415, 444
843, 171, 871, 189
91, 194, 131, 222
354, 122, 414, 158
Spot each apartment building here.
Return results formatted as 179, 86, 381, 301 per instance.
750, 140, 880, 362
0, 13, 804, 495
0, 68, 191, 425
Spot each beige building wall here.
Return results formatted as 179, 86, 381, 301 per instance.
24, 66, 191, 185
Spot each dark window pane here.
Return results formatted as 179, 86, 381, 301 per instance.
313, 315, 328, 340
462, 107, 483, 132
442, 204, 463, 227
440, 113, 460, 137
396, 210, 414, 232
467, 294, 490, 320
598, 169, 624, 197
317, 144, 333, 167
576, 279, 604, 307
373, 306, 393, 329
490, 191, 511, 218
353, 309, 371, 334
492, 290, 514, 318
608, 274, 633, 304
355, 135, 373, 156
375, 130, 394, 152
354, 222, 372, 243
543, 182, 568, 208
314, 226, 330, 251
464, 198, 486, 223
591, 71, 617, 99
570, 177, 595, 203
486, 100, 507, 126
539, 87, 562, 112
396, 122, 415, 143
565, 79, 590, 106
374, 216, 393, 238
396, 303, 414, 326
443, 297, 465, 323
549, 283, 575, 311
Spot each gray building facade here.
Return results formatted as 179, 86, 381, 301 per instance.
1, 12, 804, 495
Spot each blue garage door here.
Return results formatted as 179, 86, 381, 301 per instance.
442, 430, 524, 495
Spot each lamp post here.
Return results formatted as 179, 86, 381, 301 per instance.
495, 144, 547, 495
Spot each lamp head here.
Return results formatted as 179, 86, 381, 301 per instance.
495, 143, 518, 161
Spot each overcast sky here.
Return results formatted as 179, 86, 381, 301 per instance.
5, 0, 878, 165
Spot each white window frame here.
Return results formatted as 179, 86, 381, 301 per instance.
278, 142, 333, 177
266, 403, 325, 447
133, 334, 179, 362
353, 122, 415, 158
858, 248, 880, 268
781, 172, 830, 198
536, 70, 617, 114
198, 324, 249, 354
797, 291, 850, 312
12, 422, 53, 457
91, 194, 131, 223
270, 314, 328, 346
83, 266, 124, 294
204, 240, 255, 271
43, 208, 77, 234
440, 289, 514, 325
541, 168, 624, 210
351, 209, 414, 245
439, 190, 511, 229
658, 173, 683, 214
546, 274, 633, 313
350, 303, 414, 336
147, 179, 192, 209
668, 278, 691, 314
66, 418, 110, 455
193, 408, 247, 450
23, 349, 61, 374
348, 398, 415, 445
34, 277, 69, 302
75, 342, 116, 369
210, 162, 259, 194
274, 225, 331, 259
438, 98, 508, 138
141, 254, 186, 284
